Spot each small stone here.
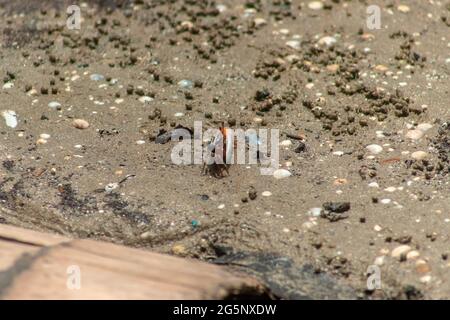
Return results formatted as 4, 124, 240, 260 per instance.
308, 1, 323, 10
326, 64, 339, 73
90, 73, 105, 81
411, 151, 429, 161
253, 18, 267, 27
40, 133, 51, 139
407, 250, 420, 260
280, 140, 292, 147
3, 82, 14, 90
415, 259, 431, 274
419, 275, 432, 284
48, 101, 62, 109
318, 36, 337, 47
374, 256, 385, 266
178, 79, 193, 89
368, 182, 379, 188
307, 207, 322, 217
384, 187, 397, 193
405, 129, 424, 140
380, 198, 391, 204
391, 245, 411, 259
285, 54, 300, 63
366, 144, 383, 155
253, 117, 263, 124
397, 4, 410, 13
140, 231, 153, 240
138, 96, 154, 103
72, 119, 90, 129
286, 40, 301, 50
36, 138, 47, 145
262, 191, 272, 197
273, 169, 292, 179
302, 221, 316, 229
171, 244, 187, 256
416, 123, 433, 132
2, 110, 18, 128
374, 65, 389, 73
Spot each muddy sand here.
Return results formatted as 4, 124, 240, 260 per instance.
0, 0, 449, 299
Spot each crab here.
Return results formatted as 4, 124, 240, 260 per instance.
202, 126, 230, 178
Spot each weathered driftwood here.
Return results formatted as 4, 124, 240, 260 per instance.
0, 224, 266, 300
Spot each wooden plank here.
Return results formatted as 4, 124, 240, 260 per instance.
0, 240, 40, 271
0, 224, 69, 247
0, 225, 266, 300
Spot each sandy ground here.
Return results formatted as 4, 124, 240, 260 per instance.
0, 0, 449, 299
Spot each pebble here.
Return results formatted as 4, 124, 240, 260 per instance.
72, 119, 90, 129
416, 123, 433, 132
374, 256, 385, 266
280, 140, 292, 147
140, 231, 153, 240
285, 54, 300, 63
397, 4, 410, 13
216, 4, 227, 12
48, 101, 62, 109
273, 169, 292, 179
253, 18, 267, 27
374, 65, 389, 73
40, 133, 51, 140
253, 117, 263, 124
90, 73, 105, 81
411, 151, 429, 161
326, 64, 339, 73
391, 245, 411, 259
318, 36, 337, 47
217, 204, 225, 209
174, 112, 184, 118
2, 110, 18, 128
302, 221, 316, 229
380, 199, 391, 204
308, 1, 323, 10
178, 79, 193, 89
138, 96, 154, 103
286, 40, 301, 50
307, 207, 322, 217
415, 259, 431, 274
406, 250, 420, 260
366, 144, 383, 155
171, 244, 187, 256
36, 138, 47, 145
405, 129, 424, 140
368, 182, 379, 188
262, 191, 272, 197
2, 82, 14, 89
384, 187, 397, 193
